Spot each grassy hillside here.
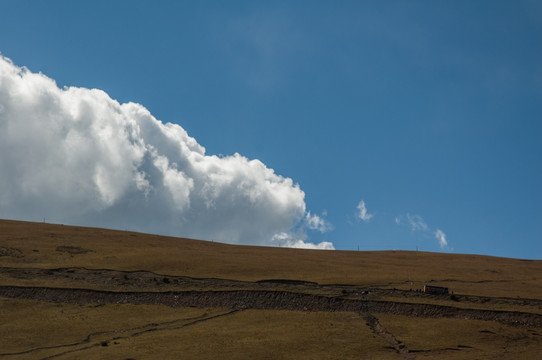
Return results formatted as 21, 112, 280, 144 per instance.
1, 220, 540, 298
1, 219, 541, 359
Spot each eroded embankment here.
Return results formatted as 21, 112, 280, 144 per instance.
1, 285, 541, 328
3, 266, 542, 310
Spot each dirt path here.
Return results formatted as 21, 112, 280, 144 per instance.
0, 309, 238, 359
1, 285, 541, 328
361, 312, 414, 360
41, 310, 239, 360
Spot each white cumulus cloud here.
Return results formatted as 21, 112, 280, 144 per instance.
271, 232, 334, 250
304, 211, 332, 233
356, 200, 374, 222
0, 55, 332, 249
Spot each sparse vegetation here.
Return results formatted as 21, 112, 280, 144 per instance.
0, 219, 541, 359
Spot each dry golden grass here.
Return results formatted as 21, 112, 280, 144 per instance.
1, 219, 542, 359
0, 298, 212, 358
1, 220, 541, 299
376, 314, 542, 359
55, 310, 400, 360
0, 297, 400, 360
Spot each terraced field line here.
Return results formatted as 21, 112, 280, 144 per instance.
1, 286, 542, 327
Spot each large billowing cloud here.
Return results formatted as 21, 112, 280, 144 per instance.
0, 55, 333, 249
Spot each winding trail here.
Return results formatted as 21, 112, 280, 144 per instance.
0, 309, 239, 358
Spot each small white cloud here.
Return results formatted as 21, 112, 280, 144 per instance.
435, 229, 448, 249
398, 211, 449, 251
304, 211, 332, 233
406, 213, 428, 231
356, 200, 374, 222
271, 232, 334, 250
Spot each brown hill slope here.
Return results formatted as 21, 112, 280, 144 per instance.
1, 219, 541, 359
0, 219, 540, 298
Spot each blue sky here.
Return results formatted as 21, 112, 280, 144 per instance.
0, 1, 541, 259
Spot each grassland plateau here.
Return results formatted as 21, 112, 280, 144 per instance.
0, 219, 541, 359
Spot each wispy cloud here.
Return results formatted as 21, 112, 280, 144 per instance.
220, 8, 302, 92
396, 213, 450, 250
356, 200, 374, 222
0, 55, 332, 249
435, 229, 448, 249
406, 213, 428, 231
